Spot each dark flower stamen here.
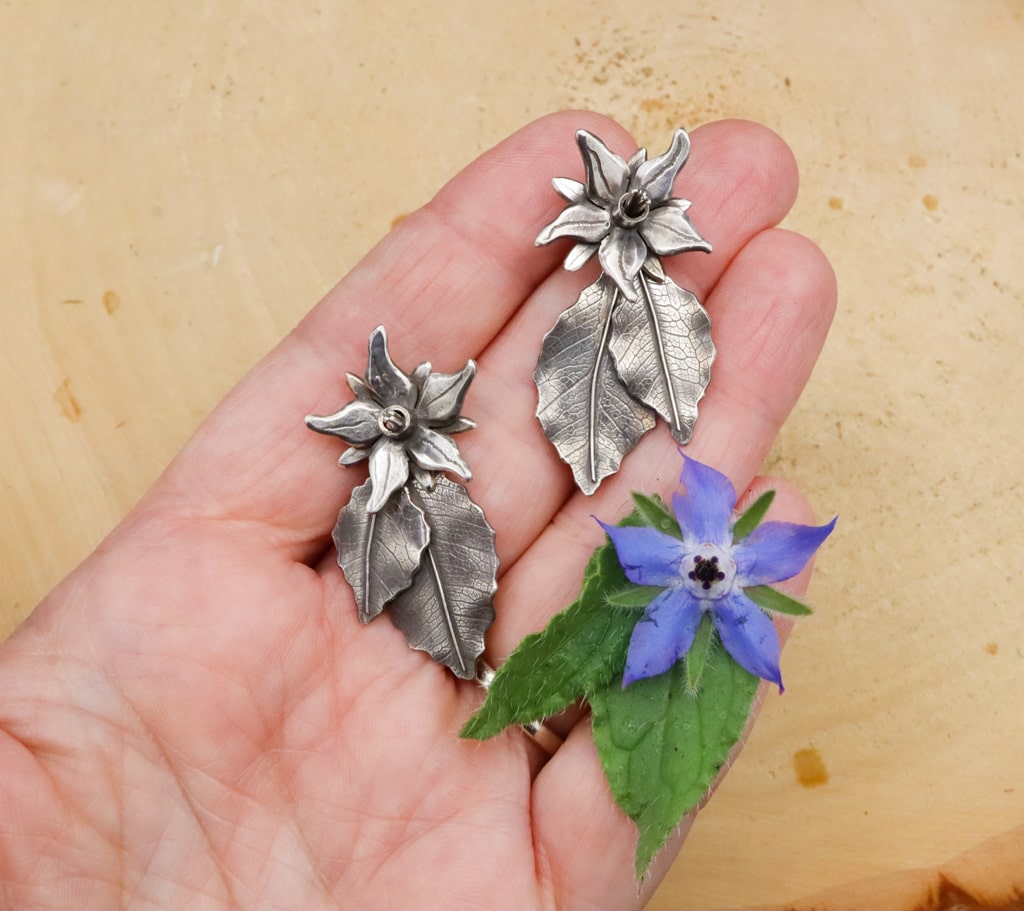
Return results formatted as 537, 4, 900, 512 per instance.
688, 554, 726, 590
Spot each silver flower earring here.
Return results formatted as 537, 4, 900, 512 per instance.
306, 326, 497, 679
534, 127, 714, 493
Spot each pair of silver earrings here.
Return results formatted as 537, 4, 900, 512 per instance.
306, 128, 714, 679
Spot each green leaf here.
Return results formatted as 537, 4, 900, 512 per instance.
630, 492, 680, 537
684, 613, 715, 695
604, 585, 663, 609
462, 496, 687, 741
590, 650, 759, 879
460, 541, 636, 740
744, 585, 813, 616
731, 489, 776, 541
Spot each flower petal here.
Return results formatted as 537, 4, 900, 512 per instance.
734, 516, 837, 586
535, 201, 610, 246
671, 456, 736, 546
339, 446, 370, 465
639, 203, 712, 256
623, 587, 703, 686
626, 146, 647, 173
365, 326, 416, 408
552, 176, 586, 203
305, 401, 381, 445
410, 361, 432, 388
418, 362, 476, 424
642, 252, 666, 282
597, 520, 688, 587
634, 127, 691, 203
410, 462, 435, 490
408, 427, 471, 480
713, 591, 784, 691
440, 416, 476, 434
346, 372, 375, 402
576, 129, 630, 205
598, 227, 647, 300
366, 438, 410, 513
564, 241, 599, 271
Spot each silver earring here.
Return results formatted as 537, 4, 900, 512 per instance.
306, 326, 497, 679
534, 127, 714, 494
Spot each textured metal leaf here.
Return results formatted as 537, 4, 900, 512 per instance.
388, 477, 497, 679
333, 479, 429, 624
609, 273, 714, 445
535, 277, 656, 495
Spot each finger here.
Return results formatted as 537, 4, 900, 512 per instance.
531, 477, 822, 906
485, 227, 837, 661
144, 110, 637, 558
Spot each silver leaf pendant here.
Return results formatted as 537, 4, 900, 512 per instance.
332, 480, 429, 624
535, 276, 656, 495
535, 127, 714, 493
307, 326, 497, 678
609, 271, 714, 445
389, 477, 497, 679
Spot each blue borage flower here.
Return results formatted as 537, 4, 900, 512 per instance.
599, 456, 836, 690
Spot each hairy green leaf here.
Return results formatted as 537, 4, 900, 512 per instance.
590, 651, 759, 879
461, 542, 635, 739
604, 585, 663, 609
629, 492, 679, 537
731, 489, 776, 541
684, 613, 715, 695
744, 584, 813, 616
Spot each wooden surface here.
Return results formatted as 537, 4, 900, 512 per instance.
2, 2, 1023, 907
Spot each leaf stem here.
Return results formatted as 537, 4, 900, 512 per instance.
638, 271, 682, 434
588, 280, 620, 485
361, 510, 377, 622
406, 482, 469, 675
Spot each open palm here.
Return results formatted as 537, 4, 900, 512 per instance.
0, 112, 835, 909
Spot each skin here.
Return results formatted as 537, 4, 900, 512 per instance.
0, 111, 836, 909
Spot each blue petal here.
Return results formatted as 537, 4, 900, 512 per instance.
623, 588, 703, 686
713, 591, 784, 691
598, 521, 687, 587
733, 516, 837, 586
672, 456, 736, 545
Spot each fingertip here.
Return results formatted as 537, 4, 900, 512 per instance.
739, 475, 816, 526
769, 227, 839, 327
689, 118, 800, 210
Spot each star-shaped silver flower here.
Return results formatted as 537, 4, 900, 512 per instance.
306, 326, 476, 513
535, 128, 711, 300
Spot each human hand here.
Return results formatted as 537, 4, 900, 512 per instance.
0, 112, 835, 909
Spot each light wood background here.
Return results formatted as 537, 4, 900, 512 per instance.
2, 2, 1022, 907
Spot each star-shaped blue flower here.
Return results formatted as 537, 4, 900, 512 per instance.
600, 457, 836, 691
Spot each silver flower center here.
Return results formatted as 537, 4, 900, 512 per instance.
612, 188, 651, 229
378, 404, 414, 439
682, 545, 736, 601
